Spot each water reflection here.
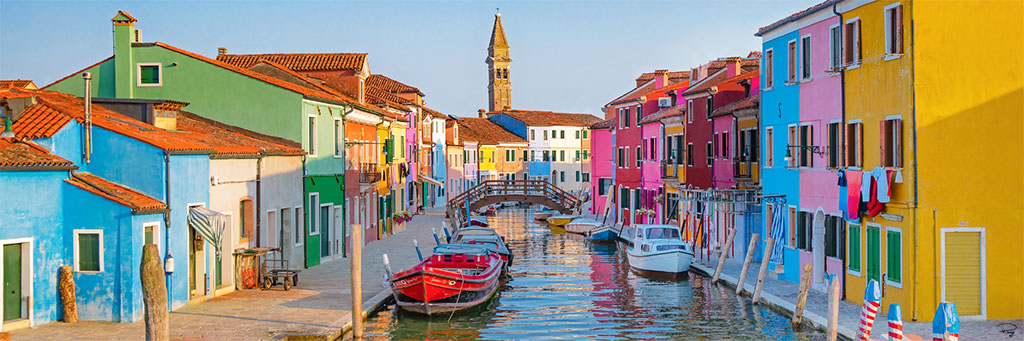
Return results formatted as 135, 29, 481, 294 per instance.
365, 207, 822, 340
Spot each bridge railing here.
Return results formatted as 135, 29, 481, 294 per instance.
447, 179, 581, 227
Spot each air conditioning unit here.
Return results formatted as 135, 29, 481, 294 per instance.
658, 97, 672, 108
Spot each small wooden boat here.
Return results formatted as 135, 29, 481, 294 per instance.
585, 225, 619, 242
390, 244, 503, 315
479, 205, 498, 215
625, 224, 693, 276
533, 209, 556, 221
546, 214, 578, 227
564, 218, 600, 234
467, 216, 489, 227
451, 227, 513, 268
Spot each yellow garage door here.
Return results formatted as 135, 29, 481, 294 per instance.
945, 231, 982, 315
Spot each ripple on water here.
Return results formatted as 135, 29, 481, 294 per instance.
364, 207, 824, 340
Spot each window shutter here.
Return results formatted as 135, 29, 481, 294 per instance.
855, 123, 863, 167
895, 5, 904, 54
844, 23, 853, 64
880, 120, 890, 167
789, 207, 797, 247
808, 125, 814, 167
894, 119, 903, 167
244, 200, 255, 239
855, 21, 862, 63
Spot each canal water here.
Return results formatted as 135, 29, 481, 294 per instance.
364, 207, 823, 339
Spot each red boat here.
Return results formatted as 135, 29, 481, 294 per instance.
467, 216, 489, 227
390, 244, 503, 315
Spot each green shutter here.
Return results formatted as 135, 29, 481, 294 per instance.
140, 66, 159, 84
145, 226, 154, 245
887, 230, 901, 283
78, 233, 100, 272
867, 226, 881, 282
386, 138, 394, 163
848, 224, 861, 272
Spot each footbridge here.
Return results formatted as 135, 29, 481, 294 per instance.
447, 179, 581, 227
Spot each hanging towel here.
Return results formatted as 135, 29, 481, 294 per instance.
769, 202, 787, 264
861, 171, 873, 199
867, 179, 885, 217
893, 169, 903, 183
871, 167, 890, 203
847, 171, 863, 220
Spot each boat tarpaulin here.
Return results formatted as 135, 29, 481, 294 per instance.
188, 206, 226, 254
419, 175, 444, 187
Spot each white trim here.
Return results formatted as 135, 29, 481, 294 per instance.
0, 237, 34, 328
333, 117, 343, 158
308, 193, 320, 236
828, 119, 842, 124
763, 48, 774, 91
940, 227, 987, 320
307, 115, 318, 157
885, 114, 902, 120
828, 23, 842, 72
293, 206, 304, 246
764, 126, 774, 168
136, 62, 163, 87
847, 119, 862, 124
884, 226, 903, 288
73, 229, 105, 273
883, 2, 902, 56
847, 223, 863, 277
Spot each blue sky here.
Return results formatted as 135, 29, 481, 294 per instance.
1, 0, 818, 117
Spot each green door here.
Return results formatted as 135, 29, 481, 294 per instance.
3, 244, 22, 321
866, 225, 881, 283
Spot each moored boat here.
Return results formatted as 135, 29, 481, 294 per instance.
625, 224, 693, 276
533, 209, 556, 221
451, 227, 513, 268
564, 218, 600, 234
546, 214, 578, 227
467, 216, 489, 227
585, 225, 619, 242
390, 244, 503, 315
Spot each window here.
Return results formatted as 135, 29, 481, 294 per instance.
74, 229, 103, 272
636, 105, 642, 127
788, 40, 797, 83
575, 171, 580, 182
334, 119, 342, 157
576, 150, 581, 161
886, 227, 902, 286
295, 206, 303, 245
765, 204, 775, 236
712, 133, 719, 159
544, 130, 548, 140
848, 224, 861, 274
598, 178, 611, 196
650, 138, 656, 160
677, 136, 685, 165
582, 173, 590, 182
622, 108, 631, 129
522, 150, 527, 161
830, 25, 842, 70
583, 130, 589, 139
799, 124, 813, 167
686, 100, 694, 123
308, 194, 320, 235
575, 130, 580, 139
143, 222, 159, 246
620, 187, 630, 212
686, 143, 694, 166
797, 211, 812, 250
705, 142, 713, 166
845, 121, 863, 168
844, 19, 862, 66
543, 150, 550, 162
137, 63, 161, 86
617, 148, 624, 168
307, 116, 317, 156
560, 171, 565, 182
788, 207, 797, 247
787, 125, 798, 168
530, 150, 535, 161
635, 147, 641, 168
560, 130, 565, 139
825, 215, 844, 259
765, 49, 774, 89
881, 118, 903, 168
884, 3, 904, 56
583, 150, 589, 160
560, 150, 566, 162
801, 35, 811, 80
828, 122, 841, 168
721, 132, 729, 160
239, 198, 254, 239
531, 129, 535, 140
634, 188, 641, 212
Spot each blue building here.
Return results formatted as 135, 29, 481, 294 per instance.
430, 114, 447, 207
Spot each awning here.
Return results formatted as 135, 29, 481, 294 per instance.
418, 175, 444, 187
188, 206, 226, 253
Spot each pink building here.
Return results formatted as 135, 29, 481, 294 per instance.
589, 119, 616, 218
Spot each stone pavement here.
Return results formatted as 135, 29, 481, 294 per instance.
9, 207, 450, 340
690, 253, 1024, 340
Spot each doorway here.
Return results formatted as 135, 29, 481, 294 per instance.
866, 224, 882, 284
3, 243, 23, 322
941, 228, 986, 318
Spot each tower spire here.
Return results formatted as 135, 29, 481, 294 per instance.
487, 11, 511, 112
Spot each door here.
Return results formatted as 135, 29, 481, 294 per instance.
3, 244, 22, 321
267, 211, 278, 249
944, 230, 984, 316
866, 225, 881, 284
320, 205, 331, 258
334, 207, 344, 257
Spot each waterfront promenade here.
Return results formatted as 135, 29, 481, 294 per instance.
9, 207, 449, 340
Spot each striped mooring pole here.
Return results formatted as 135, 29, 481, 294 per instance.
887, 303, 904, 340
856, 280, 882, 340
932, 302, 960, 341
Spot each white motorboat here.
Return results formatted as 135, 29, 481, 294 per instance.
625, 224, 693, 276
564, 218, 600, 234
533, 209, 557, 221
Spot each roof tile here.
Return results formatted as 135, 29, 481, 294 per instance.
0, 139, 75, 168
488, 109, 602, 127
217, 53, 367, 72
458, 117, 525, 144
0, 80, 37, 89
66, 172, 166, 211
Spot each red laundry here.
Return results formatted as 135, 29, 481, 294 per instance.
847, 171, 863, 220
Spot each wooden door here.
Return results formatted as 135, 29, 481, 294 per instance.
866, 225, 881, 284
3, 244, 22, 321
945, 231, 983, 315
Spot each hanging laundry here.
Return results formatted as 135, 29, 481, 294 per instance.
871, 166, 890, 203
893, 169, 903, 183
847, 171, 863, 220
861, 170, 873, 199
866, 178, 885, 217
837, 169, 847, 186
769, 202, 787, 264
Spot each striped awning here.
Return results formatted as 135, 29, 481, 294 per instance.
188, 206, 225, 252
418, 175, 444, 187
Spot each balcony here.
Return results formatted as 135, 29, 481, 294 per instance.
661, 160, 682, 180
359, 163, 382, 183
733, 156, 756, 180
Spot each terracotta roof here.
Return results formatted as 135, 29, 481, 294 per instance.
367, 74, 422, 95
175, 111, 305, 156
636, 70, 691, 83
711, 95, 760, 117
0, 138, 75, 168
490, 13, 509, 49
217, 52, 366, 72
458, 117, 525, 144
365, 86, 410, 113
110, 10, 137, 23
488, 109, 602, 127
639, 106, 685, 124
248, 59, 350, 98
42, 56, 114, 89
607, 78, 659, 107
590, 118, 616, 130
66, 172, 166, 212
0, 80, 37, 89
756, 0, 837, 36
679, 69, 730, 98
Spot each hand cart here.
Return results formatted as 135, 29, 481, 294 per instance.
260, 248, 300, 291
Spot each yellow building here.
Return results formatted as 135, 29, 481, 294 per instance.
477, 144, 497, 180
840, 0, 1023, 321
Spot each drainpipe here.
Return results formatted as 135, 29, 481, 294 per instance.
301, 155, 308, 269
82, 73, 93, 164
832, 0, 848, 302
163, 151, 173, 310
255, 155, 263, 247
909, 7, 921, 322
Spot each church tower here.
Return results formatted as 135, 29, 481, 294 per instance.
487, 11, 512, 112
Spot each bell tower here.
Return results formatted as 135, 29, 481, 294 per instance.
486, 11, 512, 112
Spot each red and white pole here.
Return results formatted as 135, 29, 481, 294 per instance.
857, 280, 882, 340
887, 303, 904, 340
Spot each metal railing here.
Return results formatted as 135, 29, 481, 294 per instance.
446, 179, 581, 228
359, 163, 381, 183
732, 156, 756, 179
661, 160, 680, 180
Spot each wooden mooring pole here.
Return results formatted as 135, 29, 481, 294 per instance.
792, 263, 813, 328
827, 275, 841, 341
751, 238, 775, 303
140, 244, 168, 341
735, 233, 759, 295
712, 228, 736, 283
351, 224, 363, 339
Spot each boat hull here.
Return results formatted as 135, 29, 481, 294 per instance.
391, 248, 504, 315
395, 275, 500, 315
626, 249, 693, 274
534, 212, 554, 220
565, 222, 598, 234
546, 216, 575, 226
585, 227, 618, 242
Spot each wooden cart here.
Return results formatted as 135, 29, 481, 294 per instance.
260, 248, 300, 291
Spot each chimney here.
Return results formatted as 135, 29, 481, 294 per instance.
477, 109, 485, 118
217, 47, 227, 56
727, 58, 742, 77
83, 72, 93, 164
111, 11, 137, 99
152, 104, 178, 131
654, 69, 669, 88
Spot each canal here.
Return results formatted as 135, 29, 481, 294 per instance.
364, 207, 823, 339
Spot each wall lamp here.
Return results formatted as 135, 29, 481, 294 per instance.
783, 144, 825, 161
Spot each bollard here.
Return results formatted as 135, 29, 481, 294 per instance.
792, 263, 814, 328
431, 228, 441, 246
443, 226, 452, 243
751, 238, 775, 303
414, 239, 423, 261
58, 265, 78, 323
856, 280, 882, 341
932, 302, 959, 341
888, 303, 904, 341
140, 244, 169, 341
735, 234, 759, 295
827, 274, 841, 341
351, 224, 363, 339
712, 228, 737, 283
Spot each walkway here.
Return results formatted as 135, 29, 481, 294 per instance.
9, 207, 450, 340
689, 253, 1023, 340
